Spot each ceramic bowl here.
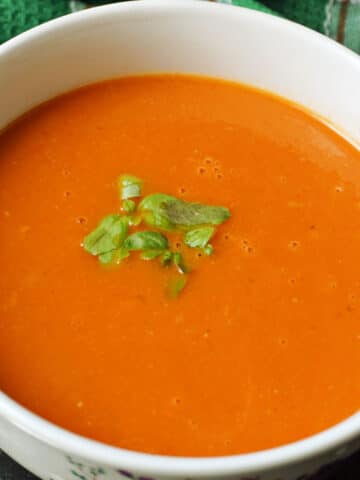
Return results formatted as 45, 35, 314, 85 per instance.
0, 1, 359, 479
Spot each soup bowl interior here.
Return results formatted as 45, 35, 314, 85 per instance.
0, 1, 360, 479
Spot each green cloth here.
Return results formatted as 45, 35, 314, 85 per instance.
0, 0, 359, 53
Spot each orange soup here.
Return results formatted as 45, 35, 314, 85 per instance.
0, 75, 359, 457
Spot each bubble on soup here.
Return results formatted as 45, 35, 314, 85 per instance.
241, 238, 255, 255
288, 240, 300, 251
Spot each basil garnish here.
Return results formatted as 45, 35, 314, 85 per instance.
83, 215, 129, 256
119, 175, 143, 200
184, 226, 215, 249
124, 231, 169, 251
139, 193, 177, 230
82, 174, 230, 297
161, 199, 230, 227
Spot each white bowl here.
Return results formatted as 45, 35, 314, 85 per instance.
0, 1, 359, 479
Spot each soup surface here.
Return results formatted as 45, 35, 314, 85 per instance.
0, 75, 359, 457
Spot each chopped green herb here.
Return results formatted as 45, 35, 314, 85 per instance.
82, 173, 231, 298
124, 231, 169, 251
161, 199, 230, 227
140, 194, 230, 230
122, 199, 136, 214
168, 276, 187, 299
140, 249, 164, 261
128, 215, 142, 227
83, 214, 128, 256
98, 251, 114, 264
184, 226, 215, 249
119, 174, 143, 200
139, 193, 178, 230
112, 248, 130, 265
173, 252, 188, 274
99, 248, 129, 265
161, 250, 173, 267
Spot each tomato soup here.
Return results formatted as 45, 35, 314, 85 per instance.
0, 75, 359, 457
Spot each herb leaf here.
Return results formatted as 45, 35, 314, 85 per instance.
173, 252, 188, 274
168, 276, 187, 299
124, 231, 169, 251
122, 199, 136, 213
83, 173, 231, 298
184, 226, 215, 249
119, 175, 143, 200
141, 250, 164, 261
161, 199, 230, 227
99, 248, 129, 265
128, 215, 142, 227
159, 251, 188, 273
139, 193, 178, 230
83, 215, 129, 256
98, 251, 114, 264
140, 194, 230, 230
161, 250, 173, 267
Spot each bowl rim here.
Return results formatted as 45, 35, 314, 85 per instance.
0, 0, 360, 476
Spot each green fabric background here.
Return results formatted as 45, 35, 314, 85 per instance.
0, 0, 360, 53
